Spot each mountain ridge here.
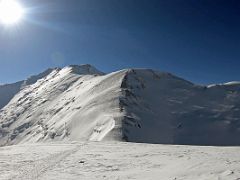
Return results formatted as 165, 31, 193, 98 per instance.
1, 64, 240, 146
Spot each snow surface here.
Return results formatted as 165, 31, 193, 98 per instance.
0, 141, 240, 180
1, 65, 240, 179
0, 68, 54, 109
1, 65, 240, 145
120, 69, 240, 145
0, 65, 125, 145
0, 81, 23, 109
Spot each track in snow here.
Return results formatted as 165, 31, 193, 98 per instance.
1, 142, 240, 180
8, 143, 85, 180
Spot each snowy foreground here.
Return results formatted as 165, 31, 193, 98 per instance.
0, 142, 240, 180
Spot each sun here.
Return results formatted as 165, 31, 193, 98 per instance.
0, 0, 24, 25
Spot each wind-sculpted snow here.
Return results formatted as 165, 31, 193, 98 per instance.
0, 68, 54, 109
0, 65, 240, 145
0, 65, 124, 146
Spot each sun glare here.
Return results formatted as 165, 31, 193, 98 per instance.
0, 0, 24, 25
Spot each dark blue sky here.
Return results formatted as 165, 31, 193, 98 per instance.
0, 0, 240, 84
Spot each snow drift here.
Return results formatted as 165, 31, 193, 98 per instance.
0, 64, 240, 146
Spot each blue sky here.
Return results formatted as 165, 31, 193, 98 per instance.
0, 0, 240, 85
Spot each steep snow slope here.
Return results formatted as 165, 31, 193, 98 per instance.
1, 65, 240, 146
121, 69, 240, 145
0, 65, 126, 145
1, 142, 240, 180
0, 81, 23, 109
0, 68, 54, 109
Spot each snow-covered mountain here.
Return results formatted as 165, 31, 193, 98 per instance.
0, 64, 240, 146
0, 68, 54, 109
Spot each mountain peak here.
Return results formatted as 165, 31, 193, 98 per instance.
66, 64, 104, 75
